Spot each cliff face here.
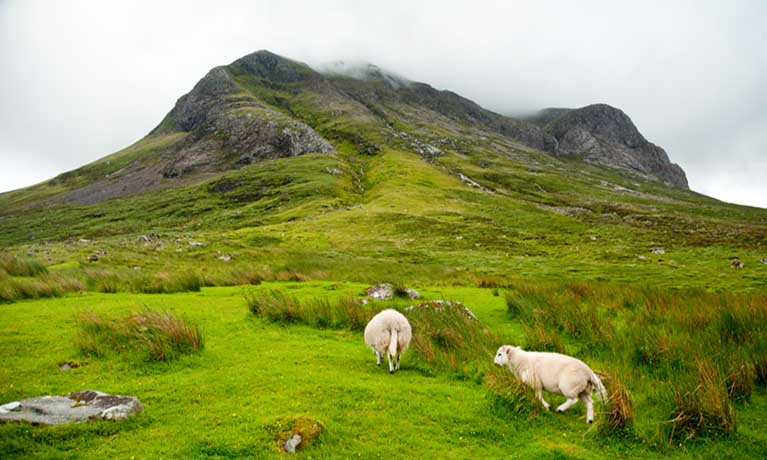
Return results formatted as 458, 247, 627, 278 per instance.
532, 104, 688, 189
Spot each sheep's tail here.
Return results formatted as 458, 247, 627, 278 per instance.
388, 328, 399, 357
591, 372, 608, 402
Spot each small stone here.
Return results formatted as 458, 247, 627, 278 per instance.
58, 360, 81, 371
87, 254, 99, 262
760, 257, 767, 265
188, 241, 205, 247
731, 260, 745, 269
284, 434, 302, 453
404, 288, 421, 300
637, 255, 647, 260
218, 255, 232, 262
651, 247, 665, 254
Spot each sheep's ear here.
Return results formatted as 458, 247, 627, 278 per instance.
505, 346, 513, 356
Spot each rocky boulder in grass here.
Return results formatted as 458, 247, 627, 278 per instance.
366, 283, 394, 300
0, 390, 143, 425
267, 416, 324, 454
405, 300, 477, 320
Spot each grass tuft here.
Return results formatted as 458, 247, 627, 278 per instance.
599, 373, 635, 436
75, 308, 203, 361
0, 254, 48, 277
669, 361, 736, 441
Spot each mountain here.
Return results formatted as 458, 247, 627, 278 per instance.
0, 49, 764, 293
8, 50, 688, 208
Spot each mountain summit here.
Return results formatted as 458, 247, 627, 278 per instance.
9, 50, 689, 208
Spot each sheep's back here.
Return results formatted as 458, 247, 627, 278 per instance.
364, 309, 412, 352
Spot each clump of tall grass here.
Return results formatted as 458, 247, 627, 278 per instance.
598, 373, 635, 436
407, 302, 498, 375
523, 324, 566, 354
0, 254, 48, 277
75, 308, 203, 362
725, 359, 755, 404
0, 272, 84, 302
474, 275, 508, 289
668, 361, 736, 441
245, 290, 373, 329
246, 290, 304, 323
136, 271, 202, 294
485, 365, 539, 416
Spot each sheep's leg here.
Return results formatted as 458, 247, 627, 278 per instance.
396, 352, 401, 370
536, 390, 551, 411
375, 350, 381, 366
387, 351, 395, 374
556, 398, 579, 413
580, 394, 594, 423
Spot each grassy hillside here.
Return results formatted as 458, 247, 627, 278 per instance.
1, 51, 766, 458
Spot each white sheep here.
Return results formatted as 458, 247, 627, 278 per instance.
364, 309, 412, 374
493, 345, 607, 423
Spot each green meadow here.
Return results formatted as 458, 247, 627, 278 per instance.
1, 282, 766, 459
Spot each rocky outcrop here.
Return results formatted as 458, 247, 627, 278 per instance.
0, 390, 143, 425
533, 104, 688, 189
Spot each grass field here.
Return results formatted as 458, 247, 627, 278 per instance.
2, 51, 766, 458
1, 282, 766, 459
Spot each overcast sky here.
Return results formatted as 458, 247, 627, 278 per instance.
1, 0, 765, 207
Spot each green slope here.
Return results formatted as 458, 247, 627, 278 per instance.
1, 50, 766, 459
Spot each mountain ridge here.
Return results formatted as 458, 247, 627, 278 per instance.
4, 50, 689, 208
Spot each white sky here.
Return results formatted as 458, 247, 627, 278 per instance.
0, 0, 765, 208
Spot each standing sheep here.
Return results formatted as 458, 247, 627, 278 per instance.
494, 345, 607, 423
364, 309, 412, 374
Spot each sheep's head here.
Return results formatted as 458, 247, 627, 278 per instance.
494, 345, 519, 366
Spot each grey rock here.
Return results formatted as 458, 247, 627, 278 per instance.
284, 434, 302, 453
366, 283, 394, 300
0, 390, 143, 425
652, 247, 665, 254
410, 300, 477, 320
534, 104, 688, 188
404, 288, 421, 300
760, 257, 767, 265
188, 241, 205, 247
731, 260, 745, 269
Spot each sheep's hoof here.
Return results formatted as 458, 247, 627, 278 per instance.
389, 370, 395, 374
556, 409, 564, 413
587, 419, 593, 424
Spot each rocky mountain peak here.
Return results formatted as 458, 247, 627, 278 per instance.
231, 50, 319, 83
529, 104, 688, 189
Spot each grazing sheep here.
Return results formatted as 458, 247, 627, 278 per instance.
494, 345, 607, 423
364, 309, 412, 374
